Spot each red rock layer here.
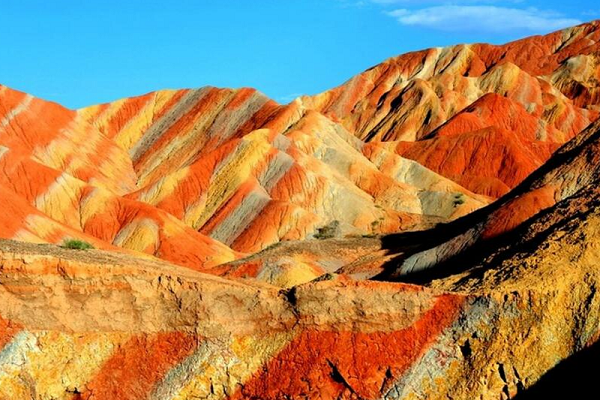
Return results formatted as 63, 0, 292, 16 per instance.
78, 87, 485, 253
79, 333, 198, 400
229, 294, 463, 399
303, 21, 600, 196
2, 21, 600, 274
394, 126, 560, 197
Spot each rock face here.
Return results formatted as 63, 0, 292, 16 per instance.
4, 22, 599, 265
1, 172, 600, 399
0, 83, 485, 268
304, 21, 600, 196
1, 20, 600, 400
78, 87, 487, 252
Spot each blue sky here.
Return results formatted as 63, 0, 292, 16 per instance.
0, 0, 597, 108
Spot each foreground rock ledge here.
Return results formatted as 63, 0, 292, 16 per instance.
0, 232, 598, 399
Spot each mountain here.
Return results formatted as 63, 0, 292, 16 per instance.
0, 83, 486, 266
1, 157, 600, 398
304, 20, 600, 196
3, 22, 599, 265
1, 19, 600, 400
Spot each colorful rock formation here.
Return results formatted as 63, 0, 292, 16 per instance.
304, 21, 600, 196
1, 163, 600, 398
1, 20, 600, 400
0, 81, 486, 264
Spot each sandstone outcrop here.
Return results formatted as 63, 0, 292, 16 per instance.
1, 20, 600, 400
1, 173, 600, 399
304, 21, 600, 196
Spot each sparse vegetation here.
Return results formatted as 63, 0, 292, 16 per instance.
453, 193, 466, 206
61, 239, 94, 250
259, 241, 281, 253
370, 220, 379, 231
314, 220, 340, 240
370, 216, 385, 233
314, 272, 338, 282
361, 233, 377, 238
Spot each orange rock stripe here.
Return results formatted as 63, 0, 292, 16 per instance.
228, 294, 464, 400
133, 88, 230, 170
77, 332, 199, 400
103, 94, 155, 139
0, 315, 22, 351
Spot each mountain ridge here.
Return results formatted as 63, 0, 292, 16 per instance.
2, 19, 600, 400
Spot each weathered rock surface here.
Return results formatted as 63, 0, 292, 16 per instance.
304, 21, 600, 196
6, 22, 600, 266
0, 83, 485, 269
79, 87, 486, 252
386, 115, 600, 281
2, 175, 600, 399
1, 20, 600, 400
245, 112, 600, 285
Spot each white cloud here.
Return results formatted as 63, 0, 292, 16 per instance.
371, 0, 525, 4
386, 6, 581, 32
581, 10, 600, 17
336, 0, 514, 9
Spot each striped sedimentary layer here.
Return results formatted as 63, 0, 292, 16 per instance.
1, 19, 600, 400
304, 21, 600, 197
248, 115, 600, 285
79, 86, 487, 251
1, 176, 600, 400
4, 22, 600, 268
0, 82, 487, 269
390, 115, 600, 280
0, 80, 486, 267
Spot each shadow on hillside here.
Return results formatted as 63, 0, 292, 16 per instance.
370, 205, 499, 283
513, 340, 600, 399
373, 182, 600, 286
370, 120, 600, 285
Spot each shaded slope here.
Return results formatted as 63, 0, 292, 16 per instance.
512, 341, 600, 399
386, 115, 600, 281
235, 116, 600, 286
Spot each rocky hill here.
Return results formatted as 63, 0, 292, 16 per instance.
1, 170, 599, 398
1, 20, 600, 400
304, 20, 600, 196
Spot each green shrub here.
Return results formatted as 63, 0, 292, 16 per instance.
314, 220, 340, 240
370, 216, 385, 233
314, 272, 338, 282
61, 239, 94, 250
453, 193, 466, 206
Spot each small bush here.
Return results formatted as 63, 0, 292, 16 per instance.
61, 239, 94, 250
314, 220, 340, 240
370, 216, 385, 233
314, 272, 338, 282
453, 193, 466, 206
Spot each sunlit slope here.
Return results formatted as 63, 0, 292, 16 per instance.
79, 87, 486, 253
304, 21, 600, 196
